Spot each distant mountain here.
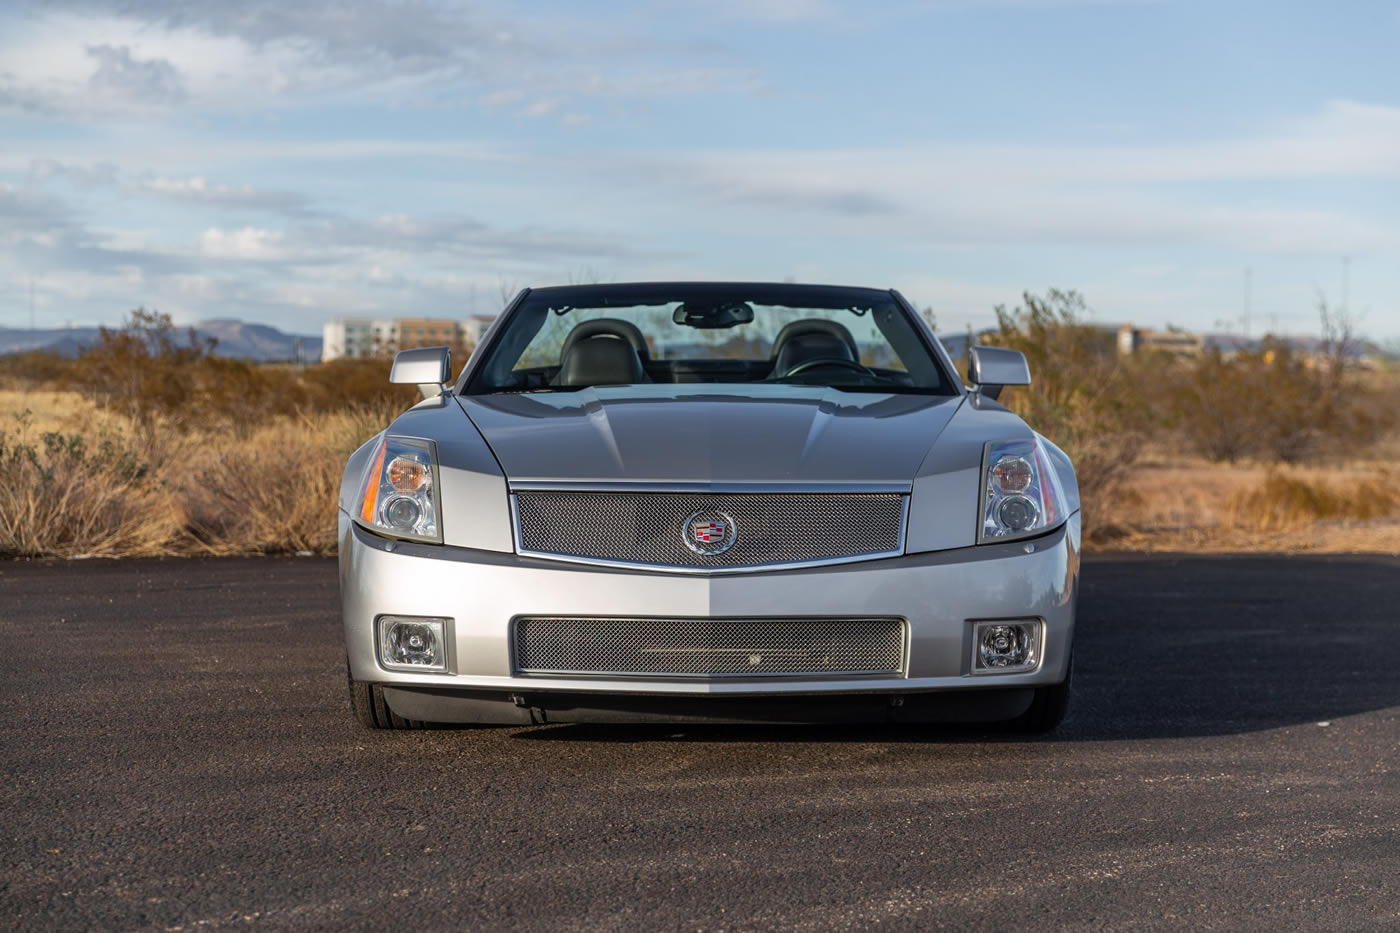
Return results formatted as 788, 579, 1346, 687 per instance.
0, 319, 322, 362
192, 319, 322, 362
936, 332, 976, 360
0, 326, 104, 357
1203, 332, 1393, 360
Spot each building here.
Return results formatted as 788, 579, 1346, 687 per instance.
462, 314, 498, 347
322, 318, 396, 360
322, 315, 499, 361
1117, 324, 1204, 357
397, 318, 464, 354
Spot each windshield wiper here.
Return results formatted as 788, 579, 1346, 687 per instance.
476, 386, 568, 394
819, 384, 944, 395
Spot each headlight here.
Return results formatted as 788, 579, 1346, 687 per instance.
357, 435, 442, 544
979, 437, 1066, 543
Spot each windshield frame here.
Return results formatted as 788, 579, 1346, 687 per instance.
455, 282, 963, 397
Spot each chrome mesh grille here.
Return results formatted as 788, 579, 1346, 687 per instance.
513, 491, 905, 569
514, 617, 906, 677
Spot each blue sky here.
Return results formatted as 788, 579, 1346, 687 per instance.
1, 0, 1396, 339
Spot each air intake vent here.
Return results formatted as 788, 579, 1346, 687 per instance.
514, 617, 906, 678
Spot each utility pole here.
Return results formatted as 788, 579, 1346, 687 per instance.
1243, 268, 1251, 339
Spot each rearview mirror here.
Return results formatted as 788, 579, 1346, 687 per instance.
390, 346, 452, 398
967, 345, 1031, 401
672, 301, 755, 329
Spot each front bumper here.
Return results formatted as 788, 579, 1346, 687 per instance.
340, 512, 1079, 713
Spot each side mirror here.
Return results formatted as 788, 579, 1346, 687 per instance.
967, 345, 1030, 401
390, 346, 452, 398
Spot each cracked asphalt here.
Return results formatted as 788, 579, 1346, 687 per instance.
1, 554, 1397, 931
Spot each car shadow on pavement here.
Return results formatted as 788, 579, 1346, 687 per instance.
510, 555, 1400, 744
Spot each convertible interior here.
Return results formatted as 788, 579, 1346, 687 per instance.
539, 317, 917, 390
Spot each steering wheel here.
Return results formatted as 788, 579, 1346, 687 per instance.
779, 357, 875, 380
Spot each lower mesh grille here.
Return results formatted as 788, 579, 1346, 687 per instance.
513, 617, 906, 677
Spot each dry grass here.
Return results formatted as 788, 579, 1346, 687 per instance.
0, 389, 129, 436
0, 424, 185, 558
179, 409, 387, 555
5, 384, 1400, 558
0, 389, 390, 558
1093, 454, 1400, 554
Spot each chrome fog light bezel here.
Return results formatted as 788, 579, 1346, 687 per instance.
970, 619, 1042, 675
376, 615, 453, 673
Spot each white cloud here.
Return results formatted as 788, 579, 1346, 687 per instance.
22, 160, 322, 219
198, 227, 294, 261
523, 98, 562, 118
40, 0, 515, 81
0, 14, 266, 115
139, 176, 319, 216
595, 100, 1400, 254
479, 88, 524, 109
0, 1, 758, 119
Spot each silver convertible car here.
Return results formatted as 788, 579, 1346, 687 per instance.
339, 283, 1079, 731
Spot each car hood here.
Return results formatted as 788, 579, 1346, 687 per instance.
457, 385, 963, 487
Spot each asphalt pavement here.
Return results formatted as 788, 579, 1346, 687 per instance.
1, 554, 1397, 931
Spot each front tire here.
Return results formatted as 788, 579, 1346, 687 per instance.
1007, 658, 1071, 733
348, 666, 426, 730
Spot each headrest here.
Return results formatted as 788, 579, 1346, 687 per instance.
772, 331, 856, 374
556, 335, 648, 387
560, 318, 651, 363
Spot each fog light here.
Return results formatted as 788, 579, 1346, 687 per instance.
972, 620, 1040, 673
378, 616, 449, 671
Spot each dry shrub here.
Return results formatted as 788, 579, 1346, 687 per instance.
181, 435, 342, 554
981, 291, 1149, 534
0, 351, 72, 389
300, 359, 421, 412
0, 310, 418, 557
1173, 343, 1343, 464
1228, 472, 1399, 531
4, 303, 1396, 558
3, 309, 418, 435
0, 397, 395, 557
1171, 304, 1396, 465
178, 407, 390, 555
67, 308, 216, 436
0, 413, 184, 557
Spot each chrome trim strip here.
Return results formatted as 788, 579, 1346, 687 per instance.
513, 668, 904, 680
508, 480, 912, 494
508, 493, 910, 575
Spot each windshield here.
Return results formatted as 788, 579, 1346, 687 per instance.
465, 283, 956, 395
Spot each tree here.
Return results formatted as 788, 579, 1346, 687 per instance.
76, 309, 215, 436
